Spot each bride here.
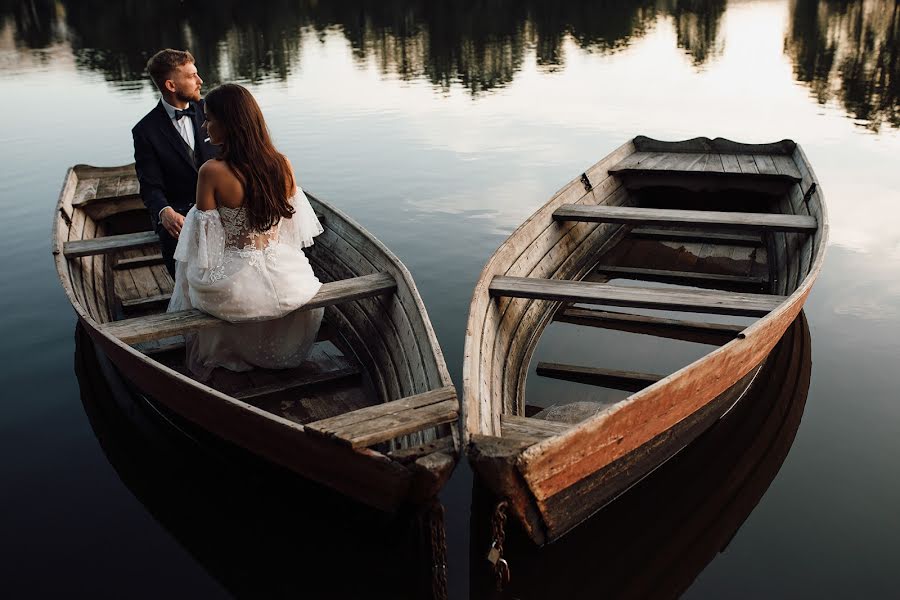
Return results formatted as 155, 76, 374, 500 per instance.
168, 83, 324, 380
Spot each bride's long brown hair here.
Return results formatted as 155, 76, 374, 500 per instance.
204, 83, 294, 231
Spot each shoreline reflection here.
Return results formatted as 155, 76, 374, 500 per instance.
1, 0, 725, 94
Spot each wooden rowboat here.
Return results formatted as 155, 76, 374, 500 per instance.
53, 163, 459, 512
463, 136, 827, 545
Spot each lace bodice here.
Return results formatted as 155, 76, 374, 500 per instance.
218, 205, 279, 251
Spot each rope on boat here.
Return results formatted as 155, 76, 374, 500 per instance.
487, 499, 511, 590
425, 498, 449, 600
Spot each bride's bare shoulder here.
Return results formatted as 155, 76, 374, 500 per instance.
199, 158, 230, 179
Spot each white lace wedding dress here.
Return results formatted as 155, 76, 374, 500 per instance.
168, 188, 325, 380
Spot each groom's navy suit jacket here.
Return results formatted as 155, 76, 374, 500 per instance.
132, 99, 219, 275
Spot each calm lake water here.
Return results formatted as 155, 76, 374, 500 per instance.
2, 1, 899, 598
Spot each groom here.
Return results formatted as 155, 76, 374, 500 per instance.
132, 49, 219, 277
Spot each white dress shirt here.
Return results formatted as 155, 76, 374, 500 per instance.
161, 97, 196, 150
159, 98, 196, 220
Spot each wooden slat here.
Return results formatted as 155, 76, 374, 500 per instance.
771, 154, 804, 180
686, 154, 711, 171
134, 335, 185, 356
736, 154, 759, 174
64, 231, 159, 257
305, 386, 458, 448
754, 154, 778, 175
553, 205, 817, 233
721, 154, 742, 173
555, 307, 745, 345
610, 153, 799, 182
306, 386, 455, 433
594, 265, 767, 288
121, 293, 170, 309
115, 253, 164, 270
704, 154, 724, 172
387, 436, 455, 463
326, 400, 458, 448
536, 362, 662, 392
233, 365, 360, 401
490, 276, 786, 317
630, 227, 762, 246
501, 414, 571, 442
102, 272, 397, 344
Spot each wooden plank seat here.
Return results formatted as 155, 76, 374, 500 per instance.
63, 231, 159, 258
536, 362, 662, 392
555, 307, 746, 345
553, 205, 817, 233
305, 386, 458, 448
102, 272, 397, 344
609, 151, 803, 181
490, 276, 786, 317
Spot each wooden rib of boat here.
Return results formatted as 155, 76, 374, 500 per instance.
53, 163, 458, 512
463, 136, 827, 545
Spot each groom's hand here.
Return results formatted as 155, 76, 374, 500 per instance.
160, 207, 185, 239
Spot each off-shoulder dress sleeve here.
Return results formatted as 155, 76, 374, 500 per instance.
173, 208, 226, 271
280, 186, 324, 249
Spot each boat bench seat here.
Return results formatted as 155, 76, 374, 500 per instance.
552, 205, 817, 233
101, 272, 397, 345
610, 151, 804, 180
63, 231, 159, 258
490, 276, 787, 317
305, 386, 458, 448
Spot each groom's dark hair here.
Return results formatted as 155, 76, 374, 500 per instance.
146, 49, 195, 92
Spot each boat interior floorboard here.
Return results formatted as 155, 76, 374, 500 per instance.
148, 322, 376, 426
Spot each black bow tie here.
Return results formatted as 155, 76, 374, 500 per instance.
174, 106, 196, 121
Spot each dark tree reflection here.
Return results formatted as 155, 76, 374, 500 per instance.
667, 0, 727, 66
786, 0, 900, 131
0, 0, 729, 95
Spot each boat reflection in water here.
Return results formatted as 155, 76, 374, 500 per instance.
470, 312, 812, 599
74, 325, 448, 600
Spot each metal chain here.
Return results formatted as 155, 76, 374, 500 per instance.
488, 499, 511, 590
427, 499, 449, 600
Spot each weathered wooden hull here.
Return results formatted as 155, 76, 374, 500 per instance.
469, 312, 812, 598
464, 136, 827, 544
53, 164, 458, 512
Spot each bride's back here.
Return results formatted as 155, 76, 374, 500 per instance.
199, 83, 297, 249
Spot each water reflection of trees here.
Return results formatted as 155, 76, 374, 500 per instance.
0, 0, 727, 94
786, 0, 899, 132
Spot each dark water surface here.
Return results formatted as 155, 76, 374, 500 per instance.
1, 1, 898, 597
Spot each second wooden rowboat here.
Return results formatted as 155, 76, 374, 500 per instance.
53, 163, 458, 512
463, 136, 827, 545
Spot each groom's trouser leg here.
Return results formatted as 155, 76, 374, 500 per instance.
157, 227, 178, 279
